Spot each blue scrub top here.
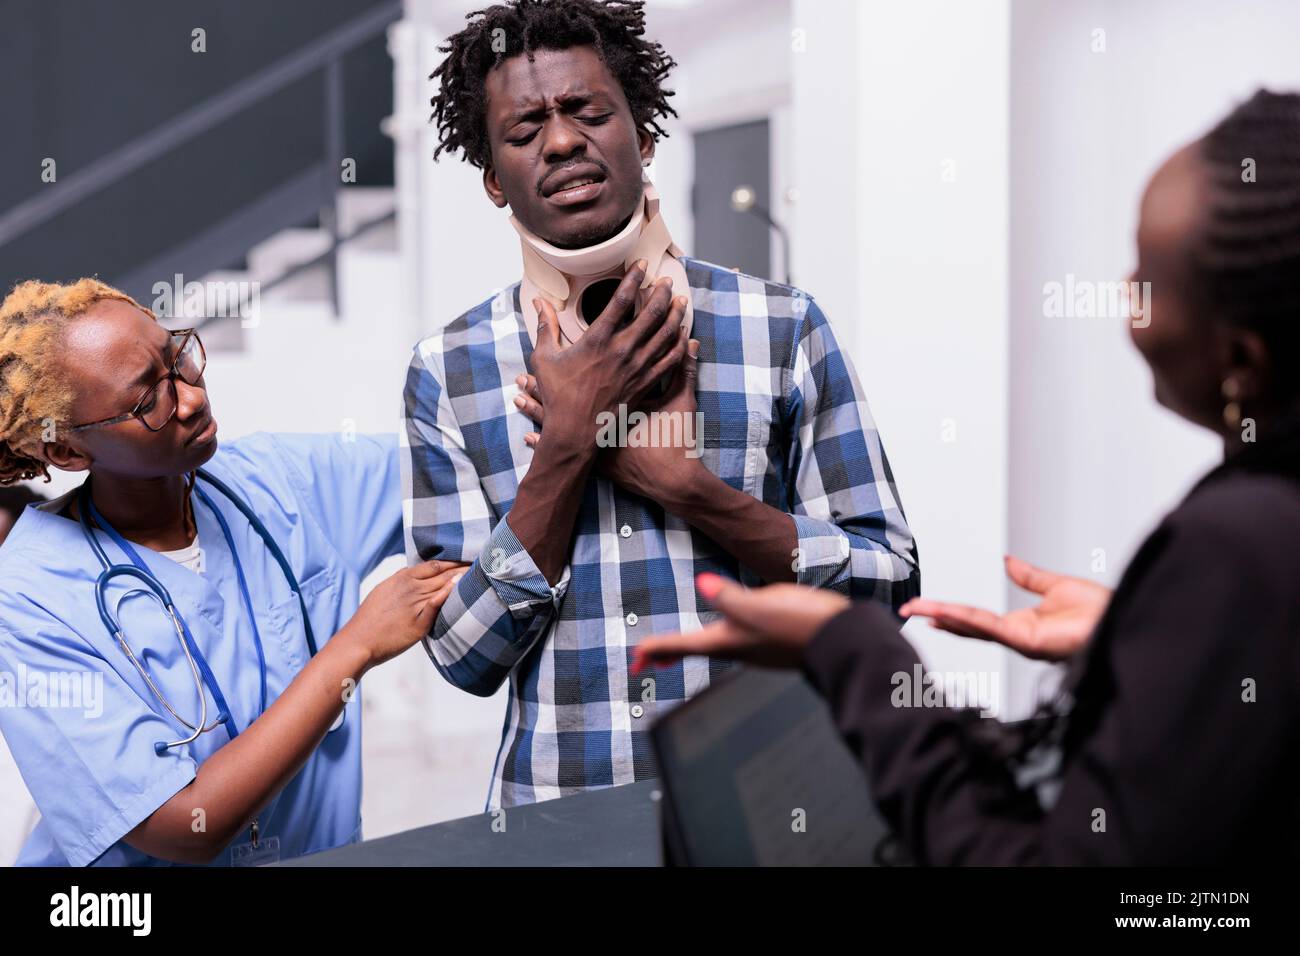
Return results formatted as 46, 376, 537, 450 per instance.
0, 432, 403, 866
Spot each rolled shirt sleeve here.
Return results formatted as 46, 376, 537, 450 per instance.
401, 343, 567, 697
478, 513, 570, 617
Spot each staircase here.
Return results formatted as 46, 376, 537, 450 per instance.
186, 187, 411, 441
185, 187, 398, 351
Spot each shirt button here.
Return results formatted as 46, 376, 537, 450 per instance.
626, 612, 639, 627
619, 524, 632, 538
630, 704, 645, 719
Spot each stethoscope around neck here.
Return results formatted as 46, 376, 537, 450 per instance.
78, 468, 337, 755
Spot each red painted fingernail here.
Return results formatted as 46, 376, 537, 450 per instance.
695, 573, 724, 600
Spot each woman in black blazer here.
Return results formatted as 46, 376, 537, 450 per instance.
633, 90, 1300, 865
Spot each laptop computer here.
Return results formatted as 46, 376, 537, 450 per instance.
650, 665, 905, 866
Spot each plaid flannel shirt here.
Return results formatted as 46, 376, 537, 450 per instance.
400, 256, 919, 809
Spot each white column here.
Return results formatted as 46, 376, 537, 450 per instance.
791, 0, 1013, 711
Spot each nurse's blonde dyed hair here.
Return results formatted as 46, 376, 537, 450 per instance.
0, 278, 155, 485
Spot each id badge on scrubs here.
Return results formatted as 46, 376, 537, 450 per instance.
231, 835, 281, 867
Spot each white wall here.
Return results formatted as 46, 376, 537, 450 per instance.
788, 0, 1014, 708
646, 0, 795, 264
1006, 0, 1300, 712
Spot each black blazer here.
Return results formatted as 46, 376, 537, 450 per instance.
802, 422, 1300, 864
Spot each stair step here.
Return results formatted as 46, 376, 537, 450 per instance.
261, 260, 333, 304
337, 186, 397, 236
163, 270, 253, 351
341, 217, 398, 253
176, 191, 402, 355
246, 227, 334, 282
193, 314, 248, 353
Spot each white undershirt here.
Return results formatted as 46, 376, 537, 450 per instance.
40, 490, 206, 574
158, 534, 205, 575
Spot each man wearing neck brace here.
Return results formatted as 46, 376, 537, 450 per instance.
402, 0, 919, 809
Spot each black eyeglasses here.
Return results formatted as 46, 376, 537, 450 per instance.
69, 329, 207, 433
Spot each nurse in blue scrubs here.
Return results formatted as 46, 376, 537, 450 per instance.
0, 279, 465, 866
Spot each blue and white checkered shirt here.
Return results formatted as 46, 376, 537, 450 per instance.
400, 257, 919, 809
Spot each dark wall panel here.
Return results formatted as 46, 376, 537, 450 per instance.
0, 0, 395, 290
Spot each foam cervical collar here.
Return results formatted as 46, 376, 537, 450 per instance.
512, 174, 693, 347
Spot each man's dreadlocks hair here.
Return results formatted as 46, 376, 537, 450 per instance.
1193, 89, 1300, 393
430, 0, 678, 170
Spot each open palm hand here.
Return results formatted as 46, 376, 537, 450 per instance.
900, 555, 1111, 661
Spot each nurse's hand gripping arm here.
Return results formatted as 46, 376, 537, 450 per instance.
123, 559, 465, 865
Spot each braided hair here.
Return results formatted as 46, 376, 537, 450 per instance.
1194, 89, 1300, 399
992, 92, 1300, 767
430, 0, 678, 170
0, 278, 154, 485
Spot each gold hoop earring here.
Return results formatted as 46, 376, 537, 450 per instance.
1222, 377, 1242, 430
